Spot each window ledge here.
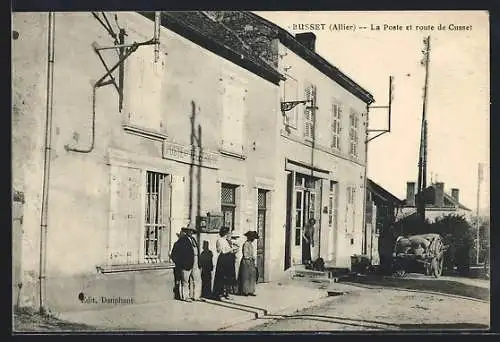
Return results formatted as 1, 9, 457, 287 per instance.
96, 262, 175, 274
122, 124, 168, 141
219, 149, 247, 160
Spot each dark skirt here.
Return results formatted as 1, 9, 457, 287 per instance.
201, 269, 212, 298
302, 238, 312, 264
238, 258, 256, 295
213, 253, 236, 298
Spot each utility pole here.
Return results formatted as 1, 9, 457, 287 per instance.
476, 162, 483, 264
417, 36, 431, 222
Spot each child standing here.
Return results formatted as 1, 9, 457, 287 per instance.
199, 240, 214, 299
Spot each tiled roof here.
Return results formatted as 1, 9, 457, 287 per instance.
367, 178, 403, 205
138, 11, 284, 85
245, 12, 375, 104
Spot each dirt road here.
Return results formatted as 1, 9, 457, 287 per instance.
247, 286, 489, 331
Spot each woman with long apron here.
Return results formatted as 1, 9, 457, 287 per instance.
238, 231, 259, 296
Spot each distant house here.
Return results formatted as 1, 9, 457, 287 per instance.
399, 181, 472, 222
365, 179, 403, 265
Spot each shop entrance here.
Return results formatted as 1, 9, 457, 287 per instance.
285, 171, 320, 267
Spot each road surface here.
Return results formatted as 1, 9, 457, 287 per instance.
243, 286, 489, 331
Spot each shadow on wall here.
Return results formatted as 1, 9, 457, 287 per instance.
188, 100, 203, 239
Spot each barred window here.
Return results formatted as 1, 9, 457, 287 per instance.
257, 189, 268, 245
145, 171, 168, 262
221, 183, 237, 231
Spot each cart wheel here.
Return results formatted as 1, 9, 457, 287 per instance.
432, 257, 443, 278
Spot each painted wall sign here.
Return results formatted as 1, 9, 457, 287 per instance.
162, 141, 219, 169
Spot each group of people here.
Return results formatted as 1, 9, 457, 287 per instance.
170, 225, 259, 302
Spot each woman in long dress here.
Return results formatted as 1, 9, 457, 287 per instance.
238, 231, 259, 296
212, 226, 238, 300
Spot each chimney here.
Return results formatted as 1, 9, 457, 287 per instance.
451, 188, 460, 203
434, 182, 445, 207
295, 32, 316, 52
406, 182, 415, 206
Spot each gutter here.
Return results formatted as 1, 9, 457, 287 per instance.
39, 11, 55, 313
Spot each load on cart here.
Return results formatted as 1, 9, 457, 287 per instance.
392, 233, 447, 278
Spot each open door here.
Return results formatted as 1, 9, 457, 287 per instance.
284, 172, 293, 270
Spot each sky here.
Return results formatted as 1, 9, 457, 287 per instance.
255, 11, 490, 213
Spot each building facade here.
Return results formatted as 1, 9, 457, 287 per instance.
12, 11, 373, 313
365, 179, 403, 267
217, 12, 374, 272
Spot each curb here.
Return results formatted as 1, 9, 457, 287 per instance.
219, 294, 346, 331
218, 291, 344, 331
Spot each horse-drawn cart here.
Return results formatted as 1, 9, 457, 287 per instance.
392, 233, 447, 278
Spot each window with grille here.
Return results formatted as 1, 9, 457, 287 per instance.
349, 110, 359, 157
145, 171, 168, 262
303, 84, 316, 141
221, 183, 237, 231
331, 101, 342, 150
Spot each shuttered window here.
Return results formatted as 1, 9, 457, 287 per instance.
349, 110, 359, 157
125, 45, 165, 131
303, 84, 316, 141
108, 167, 172, 266
346, 185, 356, 233
109, 165, 143, 265
331, 101, 342, 150
284, 77, 299, 128
221, 80, 245, 154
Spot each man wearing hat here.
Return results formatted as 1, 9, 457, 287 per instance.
170, 225, 201, 302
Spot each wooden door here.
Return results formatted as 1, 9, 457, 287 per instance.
256, 189, 267, 283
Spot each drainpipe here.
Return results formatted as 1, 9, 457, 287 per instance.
362, 103, 370, 260
39, 12, 55, 314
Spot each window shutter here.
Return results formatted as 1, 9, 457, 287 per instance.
169, 174, 186, 238
159, 175, 172, 262
109, 165, 142, 265
303, 85, 314, 139
284, 78, 299, 126
125, 45, 165, 131
222, 82, 244, 152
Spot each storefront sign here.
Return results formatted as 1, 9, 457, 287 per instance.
163, 141, 219, 169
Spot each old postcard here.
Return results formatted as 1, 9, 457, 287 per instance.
12, 10, 490, 332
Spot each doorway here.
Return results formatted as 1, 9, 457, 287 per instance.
284, 172, 292, 270
286, 172, 320, 266
256, 189, 268, 283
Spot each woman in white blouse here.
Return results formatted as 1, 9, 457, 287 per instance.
213, 226, 238, 300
